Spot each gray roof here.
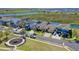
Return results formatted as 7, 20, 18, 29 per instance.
32, 22, 56, 32
37, 22, 48, 30
47, 24, 56, 33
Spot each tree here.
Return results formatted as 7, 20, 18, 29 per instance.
0, 31, 3, 38
20, 28, 26, 35
1, 30, 10, 42
2, 36, 9, 42
18, 18, 27, 28
72, 29, 79, 41
0, 31, 4, 44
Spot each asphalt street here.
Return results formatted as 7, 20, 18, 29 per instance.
15, 33, 79, 51
36, 35, 64, 46
36, 35, 79, 51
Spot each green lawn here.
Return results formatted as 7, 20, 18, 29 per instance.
17, 39, 67, 51
0, 43, 6, 48
0, 9, 32, 14
0, 9, 79, 24
35, 31, 44, 36
72, 28, 79, 40
0, 49, 8, 51
15, 12, 79, 24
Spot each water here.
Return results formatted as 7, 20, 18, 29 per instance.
0, 11, 79, 29
0, 12, 39, 17
50, 22, 61, 27
50, 22, 79, 29
70, 24, 79, 28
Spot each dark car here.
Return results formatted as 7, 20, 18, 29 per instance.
30, 33, 37, 39
76, 40, 79, 43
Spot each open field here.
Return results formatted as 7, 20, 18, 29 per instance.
0, 38, 67, 51
17, 39, 67, 51
0, 9, 79, 24
0, 9, 32, 14
14, 12, 79, 24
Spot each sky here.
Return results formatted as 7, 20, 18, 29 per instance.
0, 0, 79, 8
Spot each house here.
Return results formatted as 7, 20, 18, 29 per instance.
25, 21, 41, 30
11, 28, 25, 34
29, 22, 37, 30
0, 18, 21, 27
0, 19, 10, 26
0, 20, 4, 25
10, 18, 21, 28
47, 24, 56, 33
25, 23, 31, 30
44, 32, 51, 37
53, 28, 72, 38
36, 22, 48, 31
51, 34, 62, 40
3, 19, 11, 26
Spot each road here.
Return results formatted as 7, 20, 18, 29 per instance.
36, 35, 64, 46
64, 42, 79, 51
36, 35, 79, 51
15, 33, 79, 51
14, 33, 79, 51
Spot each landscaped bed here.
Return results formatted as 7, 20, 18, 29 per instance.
17, 39, 67, 51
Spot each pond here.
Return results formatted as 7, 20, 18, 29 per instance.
50, 22, 61, 27
50, 22, 79, 29
70, 24, 79, 28
0, 11, 79, 29
51, 22, 79, 29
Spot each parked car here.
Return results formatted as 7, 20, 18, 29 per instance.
30, 33, 37, 39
